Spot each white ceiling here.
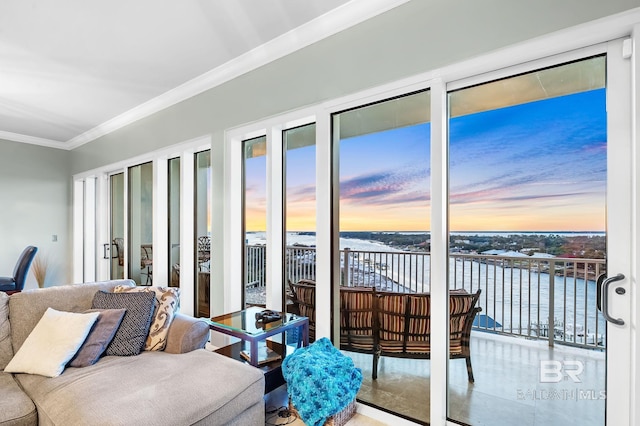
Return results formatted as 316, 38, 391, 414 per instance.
0, 0, 407, 149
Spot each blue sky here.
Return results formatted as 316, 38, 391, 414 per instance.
448, 88, 606, 231
246, 88, 607, 232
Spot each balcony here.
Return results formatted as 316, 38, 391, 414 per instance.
246, 245, 607, 425
248, 245, 606, 349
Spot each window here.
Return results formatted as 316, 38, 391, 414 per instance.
168, 157, 180, 287
284, 123, 317, 284
127, 162, 153, 286
243, 135, 268, 307
110, 173, 125, 279
195, 150, 212, 317
332, 90, 431, 421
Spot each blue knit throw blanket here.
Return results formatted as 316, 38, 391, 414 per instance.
282, 338, 362, 426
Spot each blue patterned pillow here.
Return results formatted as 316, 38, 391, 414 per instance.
91, 291, 156, 356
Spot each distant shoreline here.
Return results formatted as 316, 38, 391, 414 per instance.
290, 230, 605, 235
280, 231, 606, 258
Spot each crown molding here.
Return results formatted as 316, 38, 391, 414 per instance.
64, 0, 410, 150
0, 130, 67, 150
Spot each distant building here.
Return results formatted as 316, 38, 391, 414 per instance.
499, 250, 529, 258
520, 247, 539, 253
530, 252, 555, 259
482, 248, 555, 258
482, 249, 507, 255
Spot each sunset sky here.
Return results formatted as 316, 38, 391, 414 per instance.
448, 88, 606, 232
245, 88, 606, 233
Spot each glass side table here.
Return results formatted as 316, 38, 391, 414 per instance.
205, 306, 309, 367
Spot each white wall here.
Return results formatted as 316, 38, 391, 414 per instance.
0, 139, 71, 288
69, 1, 640, 174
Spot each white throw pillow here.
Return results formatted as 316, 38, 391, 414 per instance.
5, 308, 100, 377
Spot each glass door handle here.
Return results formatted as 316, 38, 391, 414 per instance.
103, 243, 110, 260
597, 273, 625, 326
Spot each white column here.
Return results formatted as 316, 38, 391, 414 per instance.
95, 173, 110, 281
621, 29, 639, 426
83, 177, 96, 283
429, 79, 449, 426
629, 25, 640, 426
72, 180, 85, 283
267, 126, 284, 310
225, 136, 244, 312
315, 110, 333, 339
153, 157, 169, 287
180, 150, 195, 316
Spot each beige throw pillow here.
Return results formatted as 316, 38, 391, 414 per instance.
113, 286, 180, 351
5, 308, 99, 377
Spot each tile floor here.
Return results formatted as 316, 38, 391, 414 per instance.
264, 385, 387, 426
350, 331, 605, 425
262, 331, 605, 425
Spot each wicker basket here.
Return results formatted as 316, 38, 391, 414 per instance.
289, 398, 356, 426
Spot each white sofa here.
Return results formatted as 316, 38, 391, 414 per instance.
0, 280, 265, 426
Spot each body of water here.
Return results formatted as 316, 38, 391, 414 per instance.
247, 231, 606, 346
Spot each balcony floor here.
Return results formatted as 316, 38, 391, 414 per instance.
348, 331, 606, 425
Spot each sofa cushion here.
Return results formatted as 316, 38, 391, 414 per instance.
91, 291, 156, 356
5, 308, 100, 377
0, 371, 37, 426
15, 350, 265, 426
113, 285, 180, 351
8, 280, 135, 353
68, 309, 126, 367
0, 292, 12, 370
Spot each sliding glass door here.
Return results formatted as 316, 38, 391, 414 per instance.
332, 90, 431, 423
128, 162, 153, 285
445, 46, 630, 425
322, 45, 630, 426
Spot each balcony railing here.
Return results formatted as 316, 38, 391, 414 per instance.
246, 244, 607, 350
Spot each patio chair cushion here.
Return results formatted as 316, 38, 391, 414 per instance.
289, 281, 317, 341
340, 287, 376, 351
287, 279, 481, 381
377, 293, 432, 354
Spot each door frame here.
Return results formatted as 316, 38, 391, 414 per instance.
604, 36, 633, 426
437, 39, 633, 425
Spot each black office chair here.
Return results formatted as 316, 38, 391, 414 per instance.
0, 246, 38, 295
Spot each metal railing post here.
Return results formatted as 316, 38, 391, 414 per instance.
548, 261, 555, 348
343, 248, 350, 286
